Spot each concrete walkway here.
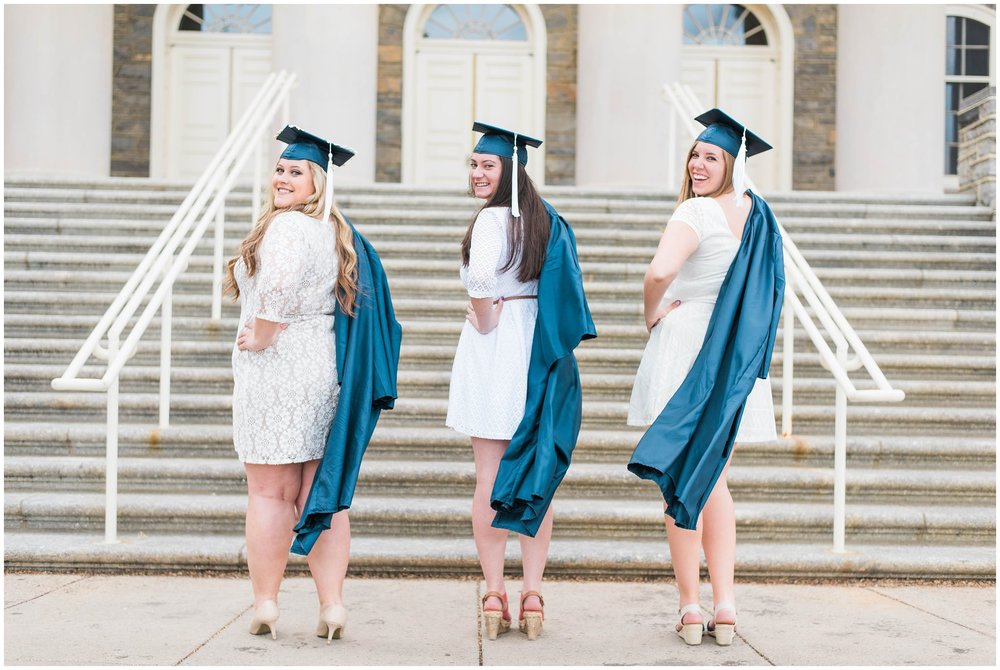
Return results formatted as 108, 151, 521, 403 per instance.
4, 573, 995, 666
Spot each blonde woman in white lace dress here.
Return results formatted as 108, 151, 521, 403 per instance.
224, 127, 358, 642
446, 124, 553, 640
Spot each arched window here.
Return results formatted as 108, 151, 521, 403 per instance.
683, 4, 767, 46
178, 4, 272, 34
422, 4, 527, 41
944, 14, 992, 174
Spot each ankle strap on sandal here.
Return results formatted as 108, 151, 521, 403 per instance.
678, 603, 702, 617
519, 591, 544, 608
713, 601, 736, 615
482, 591, 508, 608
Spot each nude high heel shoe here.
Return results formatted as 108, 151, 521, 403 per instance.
315, 603, 347, 643
481, 591, 512, 640
707, 602, 737, 646
675, 603, 704, 645
518, 591, 544, 641
248, 599, 279, 639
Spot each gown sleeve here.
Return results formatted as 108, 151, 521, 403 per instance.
668, 198, 707, 241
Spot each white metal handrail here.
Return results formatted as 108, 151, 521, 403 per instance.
663, 82, 905, 553
51, 70, 298, 543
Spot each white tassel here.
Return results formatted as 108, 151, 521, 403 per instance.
511, 133, 520, 219
733, 129, 747, 208
323, 147, 335, 222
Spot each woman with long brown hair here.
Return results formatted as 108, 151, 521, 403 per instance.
224, 125, 399, 643
447, 122, 595, 641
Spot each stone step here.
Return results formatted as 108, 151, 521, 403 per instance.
6, 290, 996, 331
5, 491, 994, 544
6, 249, 995, 290
7, 270, 995, 311
5, 233, 996, 273
8, 338, 993, 383
5, 208, 996, 238
5, 422, 993, 468
5, 456, 993, 504
6, 364, 994, 410
3, 314, 996, 355
5, 392, 994, 436
3, 530, 992, 578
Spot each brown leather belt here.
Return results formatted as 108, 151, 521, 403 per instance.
492, 295, 538, 305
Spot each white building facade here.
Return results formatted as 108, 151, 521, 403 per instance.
4, 3, 995, 194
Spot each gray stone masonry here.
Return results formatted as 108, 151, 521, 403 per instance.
958, 86, 996, 211
111, 5, 155, 177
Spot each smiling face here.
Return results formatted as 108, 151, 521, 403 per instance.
687, 141, 730, 196
469, 152, 503, 200
272, 159, 315, 208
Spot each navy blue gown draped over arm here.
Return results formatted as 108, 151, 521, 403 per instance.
627, 192, 785, 530
489, 200, 597, 536
291, 221, 402, 555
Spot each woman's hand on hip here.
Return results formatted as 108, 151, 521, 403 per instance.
646, 299, 682, 332
236, 318, 288, 351
467, 297, 503, 334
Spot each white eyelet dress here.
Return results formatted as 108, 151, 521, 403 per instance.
627, 196, 777, 442
446, 206, 539, 440
231, 211, 341, 463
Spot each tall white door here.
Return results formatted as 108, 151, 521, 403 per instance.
166, 44, 270, 179
413, 51, 536, 185
682, 54, 779, 191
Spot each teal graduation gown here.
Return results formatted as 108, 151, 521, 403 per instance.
627, 192, 784, 530
291, 220, 402, 555
490, 200, 597, 536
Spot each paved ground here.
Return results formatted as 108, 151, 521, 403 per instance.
4, 573, 995, 666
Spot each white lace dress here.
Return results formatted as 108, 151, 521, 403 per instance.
628, 196, 777, 442
231, 211, 340, 463
446, 206, 539, 440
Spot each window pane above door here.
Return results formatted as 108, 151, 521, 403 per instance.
423, 5, 527, 41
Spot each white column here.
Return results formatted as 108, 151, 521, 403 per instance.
835, 5, 947, 193
576, 5, 683, 187
271, 4, 379, 184
4, 5, 114, 176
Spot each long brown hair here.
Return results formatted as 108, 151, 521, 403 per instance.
677, 141, 736, 205
223, 161, 359, 316
461, 155, 549, 283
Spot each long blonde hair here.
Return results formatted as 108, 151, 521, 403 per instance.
677, 142, 736, 205
223, 162, 359, 316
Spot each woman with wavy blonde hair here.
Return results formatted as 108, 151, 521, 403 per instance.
224, 125, 400, 644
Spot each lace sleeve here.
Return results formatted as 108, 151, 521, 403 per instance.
668, 198, 705, 241
465, 208, 506, 298
256, 213, 307, 322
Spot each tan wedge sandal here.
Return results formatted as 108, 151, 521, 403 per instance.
518, 591, 544, 641
675, 603, 704, 645
482, 591, 511, 640
706, 602, 737, 646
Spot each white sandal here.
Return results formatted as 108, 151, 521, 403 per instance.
706, 601, 737, 646
675, 603, 704, 645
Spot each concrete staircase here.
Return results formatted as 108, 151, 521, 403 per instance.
4, 175, 995, 578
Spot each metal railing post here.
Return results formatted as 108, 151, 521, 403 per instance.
833, 342, 848, 553
253, 133, 262, 225
211, 196, 226, 321
781, 272, 795, 437
105, 331, 120, 544
159, 285, 172, 428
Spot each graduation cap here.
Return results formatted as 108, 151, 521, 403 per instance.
693, 109, 771, 207
276, 125, 354, 219
471, 122, 543, 218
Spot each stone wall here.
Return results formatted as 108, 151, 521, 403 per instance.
111, 4, 155, 177
374, 4, 577, 184
957, 87, 996, 210
375, 4, 407, 183
786, 5, 837, 191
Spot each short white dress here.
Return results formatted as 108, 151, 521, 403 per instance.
446, 206, 538, 440
628, 196, 777, 442
231, 211, 341, 463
